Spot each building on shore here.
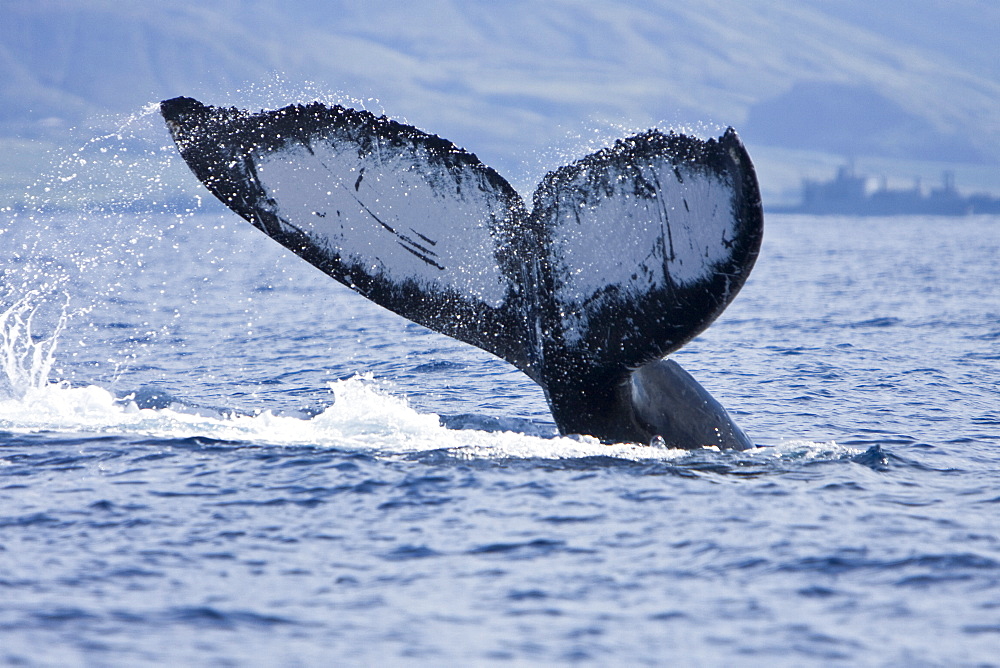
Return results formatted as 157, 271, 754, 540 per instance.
770, 165, 1000, 216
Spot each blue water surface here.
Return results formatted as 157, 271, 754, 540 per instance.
0, 127, 999, 665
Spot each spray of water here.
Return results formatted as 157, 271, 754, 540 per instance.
0, 77, 406, 386
0, 291, 69, 399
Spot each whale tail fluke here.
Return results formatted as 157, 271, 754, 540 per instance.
161, 96, 763, 447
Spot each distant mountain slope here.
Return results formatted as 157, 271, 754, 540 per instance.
1, 0, 998, 175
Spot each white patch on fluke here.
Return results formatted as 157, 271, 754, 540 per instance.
543, 157, 736, 344
256, 140, 511, 307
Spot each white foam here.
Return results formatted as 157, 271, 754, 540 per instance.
0, 372, 852, 464
0, 295, 843, 464
0, 375, 673, 459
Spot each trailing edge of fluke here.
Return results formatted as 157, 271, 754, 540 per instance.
160, 96, 764, 449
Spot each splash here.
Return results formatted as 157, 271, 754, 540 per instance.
0, 277, 838, 464
0, 290, 848, 462
0, 292, 69, 400
0, 293, 713, 461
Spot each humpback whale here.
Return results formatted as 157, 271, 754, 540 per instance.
160, 97, 763, 449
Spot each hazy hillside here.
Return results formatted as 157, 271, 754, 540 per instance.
2, 0, 998, 201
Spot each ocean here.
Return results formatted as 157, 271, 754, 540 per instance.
0, 116, 998, 666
